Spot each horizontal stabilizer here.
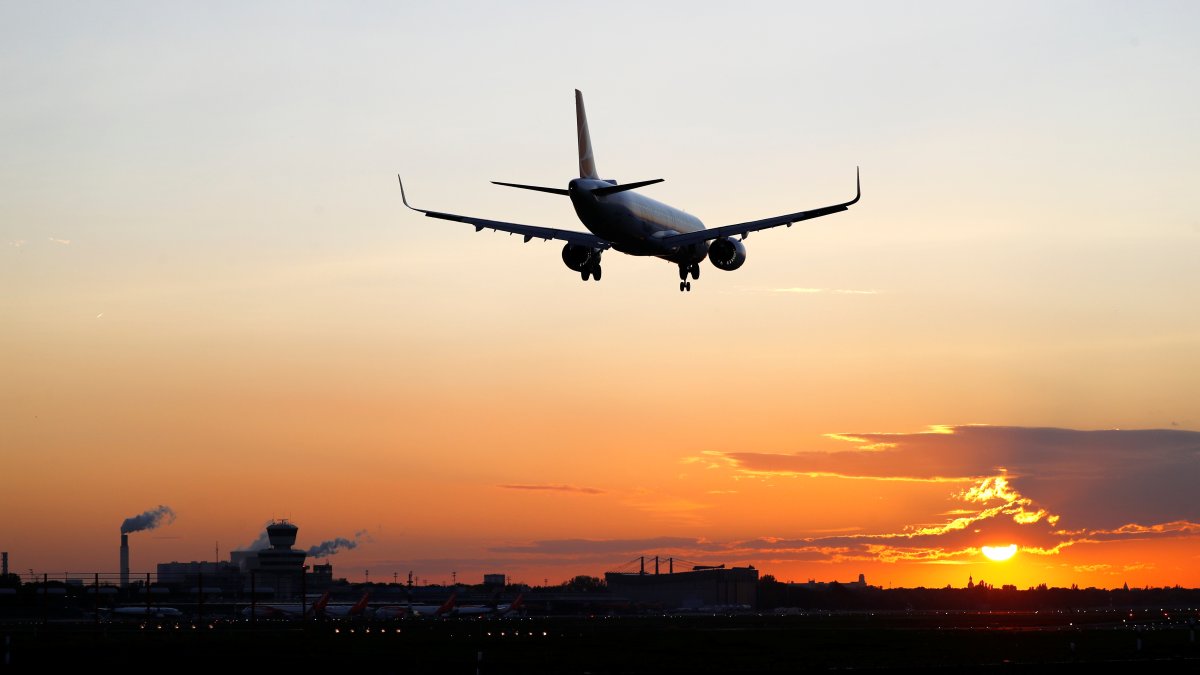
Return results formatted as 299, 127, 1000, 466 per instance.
591, 178, 664, 197
492, 181, 570, 196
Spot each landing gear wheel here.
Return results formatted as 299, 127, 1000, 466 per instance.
685, 281, 692, 292
581, 269, 591, 281
679, 266, 689, 281
679, 281, 686, 292
690, 264, 700, 280
592, 265, 602, 281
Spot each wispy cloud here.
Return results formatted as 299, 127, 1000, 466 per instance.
48, 237, 71, 245
621, 492, 712, 525
497, 483, 604, 495
770, 287, 879, 295
8, 240, 26, 248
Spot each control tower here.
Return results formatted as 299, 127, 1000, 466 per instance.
239, 520, 307, 599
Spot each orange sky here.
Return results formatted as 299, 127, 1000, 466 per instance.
3, 4, 1200, 590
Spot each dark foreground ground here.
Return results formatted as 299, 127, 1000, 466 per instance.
3, 612, 1198, 673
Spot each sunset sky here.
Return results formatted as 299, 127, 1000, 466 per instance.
4, 2, 1199, 590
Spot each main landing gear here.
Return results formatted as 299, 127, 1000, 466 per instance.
580, 264, 602, 281
677, 263, 700, 292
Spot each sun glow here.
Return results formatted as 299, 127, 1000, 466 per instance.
981, 544, 1018, 561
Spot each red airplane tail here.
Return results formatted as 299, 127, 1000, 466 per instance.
305, 591, 332, 618
509, 593, 524, 612
434, 591, 457, 616
348, 591, 371, 617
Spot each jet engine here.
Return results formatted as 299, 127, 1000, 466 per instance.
561, 243, 601, 272
708, 236, 746, 271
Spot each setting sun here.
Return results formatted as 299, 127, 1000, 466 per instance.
981, 544, 1018, 562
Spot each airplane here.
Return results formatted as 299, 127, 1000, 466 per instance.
107, 605, 184, 620
399, 90, 860, 292
241, 590, 331, 619
494, 592, 524, 617
372, 591, 458, 619
323, 591, 372, 619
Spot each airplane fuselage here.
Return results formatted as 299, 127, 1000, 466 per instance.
568, 178, 709, 265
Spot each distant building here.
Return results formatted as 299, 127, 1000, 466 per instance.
309, 563, 334, 589
157, 561, 242, 595
483, 573, 506, 587
796, 573, 873, 590
606, 565, 758, 609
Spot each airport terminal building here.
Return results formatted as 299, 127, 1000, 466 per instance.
605, 564, 758, 610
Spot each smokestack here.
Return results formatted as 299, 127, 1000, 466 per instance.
120, 534, 129, 587
118, 505, 175, 587
2, 551, 7, 577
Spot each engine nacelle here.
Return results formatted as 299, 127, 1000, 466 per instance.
708, 236, 746, 271
562, 243, 601, 272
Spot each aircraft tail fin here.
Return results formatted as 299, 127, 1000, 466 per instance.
306, 591, 332, 618
576, 89, 599, 179
435, 591, 457, 616
349, 592, 371, 616
507, 593, 524, 614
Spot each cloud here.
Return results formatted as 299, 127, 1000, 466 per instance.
490, 536, 719, 556
497, 484, 604, 495
720, 426, 1200, 530
8, 240, 25, 248
436, 426, 1200, 578
770, 287, 879, 295
48, 237, 71, 245
680, 426, 1200, 568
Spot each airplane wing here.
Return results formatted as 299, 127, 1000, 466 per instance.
398, 176, 612, 249
657, 168, 860, 248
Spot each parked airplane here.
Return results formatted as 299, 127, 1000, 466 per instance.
400, 90, 859, 291
494, 592, 524, 617
241, 590, 331, 619
372, 591, 457, 619
108, 605, 184, 620
323, 591, 372, 619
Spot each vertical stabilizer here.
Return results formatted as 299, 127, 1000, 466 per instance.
576, 89, 599, 179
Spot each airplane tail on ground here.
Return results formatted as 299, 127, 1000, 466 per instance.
435, 591, 457, 617
348, 591, 371, 617
503, 592, 524, 615
305, 591, 332, 618
576, 89, 599, 179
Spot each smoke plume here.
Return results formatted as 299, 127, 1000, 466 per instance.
306, 530, 369, 558
120, 505, 176, 534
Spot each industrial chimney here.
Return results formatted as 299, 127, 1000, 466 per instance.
120, 533, 130, 587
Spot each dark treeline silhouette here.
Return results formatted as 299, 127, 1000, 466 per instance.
757, 575, 1200, 611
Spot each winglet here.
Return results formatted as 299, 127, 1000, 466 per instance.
848, 166, 861, 206
397, 175, 425, 213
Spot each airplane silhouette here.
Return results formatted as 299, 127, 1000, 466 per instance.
400, 90, 859, 292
